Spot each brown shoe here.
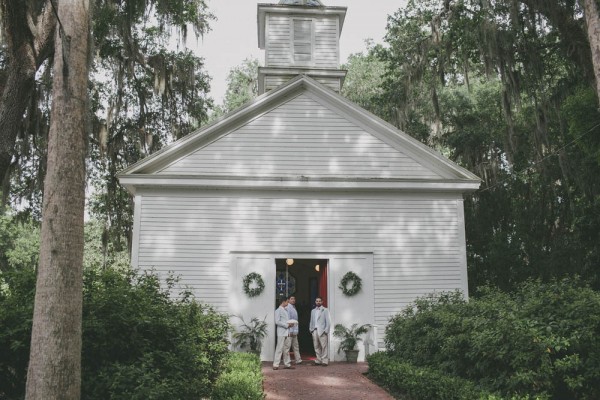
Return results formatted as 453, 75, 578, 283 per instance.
272, 366, 279, 370
321, 363, 328, 366
283, 365, 295, 369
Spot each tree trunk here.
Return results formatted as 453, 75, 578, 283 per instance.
25, 0, 90, 398
582, 0, 600, 104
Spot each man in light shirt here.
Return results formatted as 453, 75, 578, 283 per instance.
286, 296, 302, 364
309, 296, 331, 366
273, 297, 295, 370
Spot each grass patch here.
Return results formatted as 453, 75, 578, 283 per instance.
212, 352, 264, 400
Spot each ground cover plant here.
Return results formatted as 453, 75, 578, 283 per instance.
368, 352, 505, 400
372, 279, 600, 399
212, 352, 264, 400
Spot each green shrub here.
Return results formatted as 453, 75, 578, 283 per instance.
367, 352, 504, 400
384, 279, 600, 399
81, 268, 231, 399
0, 215, 40, 272
212, 352, 264, 400
0, 266, 231, 399
0, 267, 36, 398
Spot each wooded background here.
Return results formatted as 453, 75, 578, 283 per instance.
1, 1, 600, 398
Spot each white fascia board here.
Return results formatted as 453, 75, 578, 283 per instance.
257, 68, 347, 94
119, 175, 481, 194
258, 67, 347, 78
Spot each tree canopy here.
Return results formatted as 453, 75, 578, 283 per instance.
211, 57, 260, 119
0, 0, 215, 251
368, 0, 600, 291
2, 0, 599, 295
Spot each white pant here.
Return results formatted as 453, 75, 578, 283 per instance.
273, 335, 292, 367
289, 334, 301, 362
311, 330, 329, 365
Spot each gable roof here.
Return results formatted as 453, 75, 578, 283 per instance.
118, 75, 481, 194
159, 92, 443, 179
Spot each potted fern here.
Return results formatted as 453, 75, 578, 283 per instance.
232, 315, 268, 355
333, 323, 370, 363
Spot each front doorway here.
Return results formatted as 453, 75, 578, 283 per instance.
232, 252, 374, 361
275, 258, 328, 359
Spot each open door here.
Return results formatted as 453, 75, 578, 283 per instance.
275, 258, 328, 359
318, 260, 328, 307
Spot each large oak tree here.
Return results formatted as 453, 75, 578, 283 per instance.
0, 0, 214, 251
582, 0, 600, 103
24, 0, 89, 397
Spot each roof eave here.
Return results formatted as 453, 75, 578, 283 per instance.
119, 175, 482, 195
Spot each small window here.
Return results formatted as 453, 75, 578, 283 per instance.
292, 18, 313, 62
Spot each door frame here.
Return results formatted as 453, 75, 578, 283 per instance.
230, 251, 374, 361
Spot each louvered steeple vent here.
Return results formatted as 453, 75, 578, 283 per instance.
257, 1, 347, 94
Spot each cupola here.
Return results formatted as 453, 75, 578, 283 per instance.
257, 0, 347, 94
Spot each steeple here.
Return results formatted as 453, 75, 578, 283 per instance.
257, 1, 347, 94
279, 0, 324, 4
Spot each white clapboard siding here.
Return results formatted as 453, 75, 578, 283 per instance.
266, 14, 339, 68
135, 190, 465, 327
159, 94, 441, 179
313, 17, 339, 68
264, 75, 340, 92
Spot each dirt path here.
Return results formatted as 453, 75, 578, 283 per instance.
261, 361, 395, 400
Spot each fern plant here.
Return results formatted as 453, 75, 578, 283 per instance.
232, 315, 268, 355
333, 323, 370, 353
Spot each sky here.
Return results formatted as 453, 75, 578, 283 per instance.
192, 0, 405, 105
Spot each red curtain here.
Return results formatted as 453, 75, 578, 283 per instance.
318, 260, 328, 307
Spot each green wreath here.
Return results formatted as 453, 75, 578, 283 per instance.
339, 271, 362, 296
243, 272, 265, 298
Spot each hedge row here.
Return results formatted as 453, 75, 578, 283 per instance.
383, 279, 600, 399
367, 352, 534, 400
212, 352, 264, 400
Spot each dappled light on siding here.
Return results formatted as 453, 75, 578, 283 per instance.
328, 157, 340, 173
158, 94, 442, 179
136, 191, 468, 322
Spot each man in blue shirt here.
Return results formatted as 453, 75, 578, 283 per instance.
286, 295, 302, 364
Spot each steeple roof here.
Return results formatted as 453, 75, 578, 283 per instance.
279, 0, 324, 5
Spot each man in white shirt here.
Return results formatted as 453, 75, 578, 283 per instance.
286, 296, 302, 364
309, 296, 331, 366
273, 297, 295, 370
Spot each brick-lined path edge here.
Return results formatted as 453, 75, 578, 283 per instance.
261, 361, 395, 400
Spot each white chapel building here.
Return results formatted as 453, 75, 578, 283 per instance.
118, 0, 481, 362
